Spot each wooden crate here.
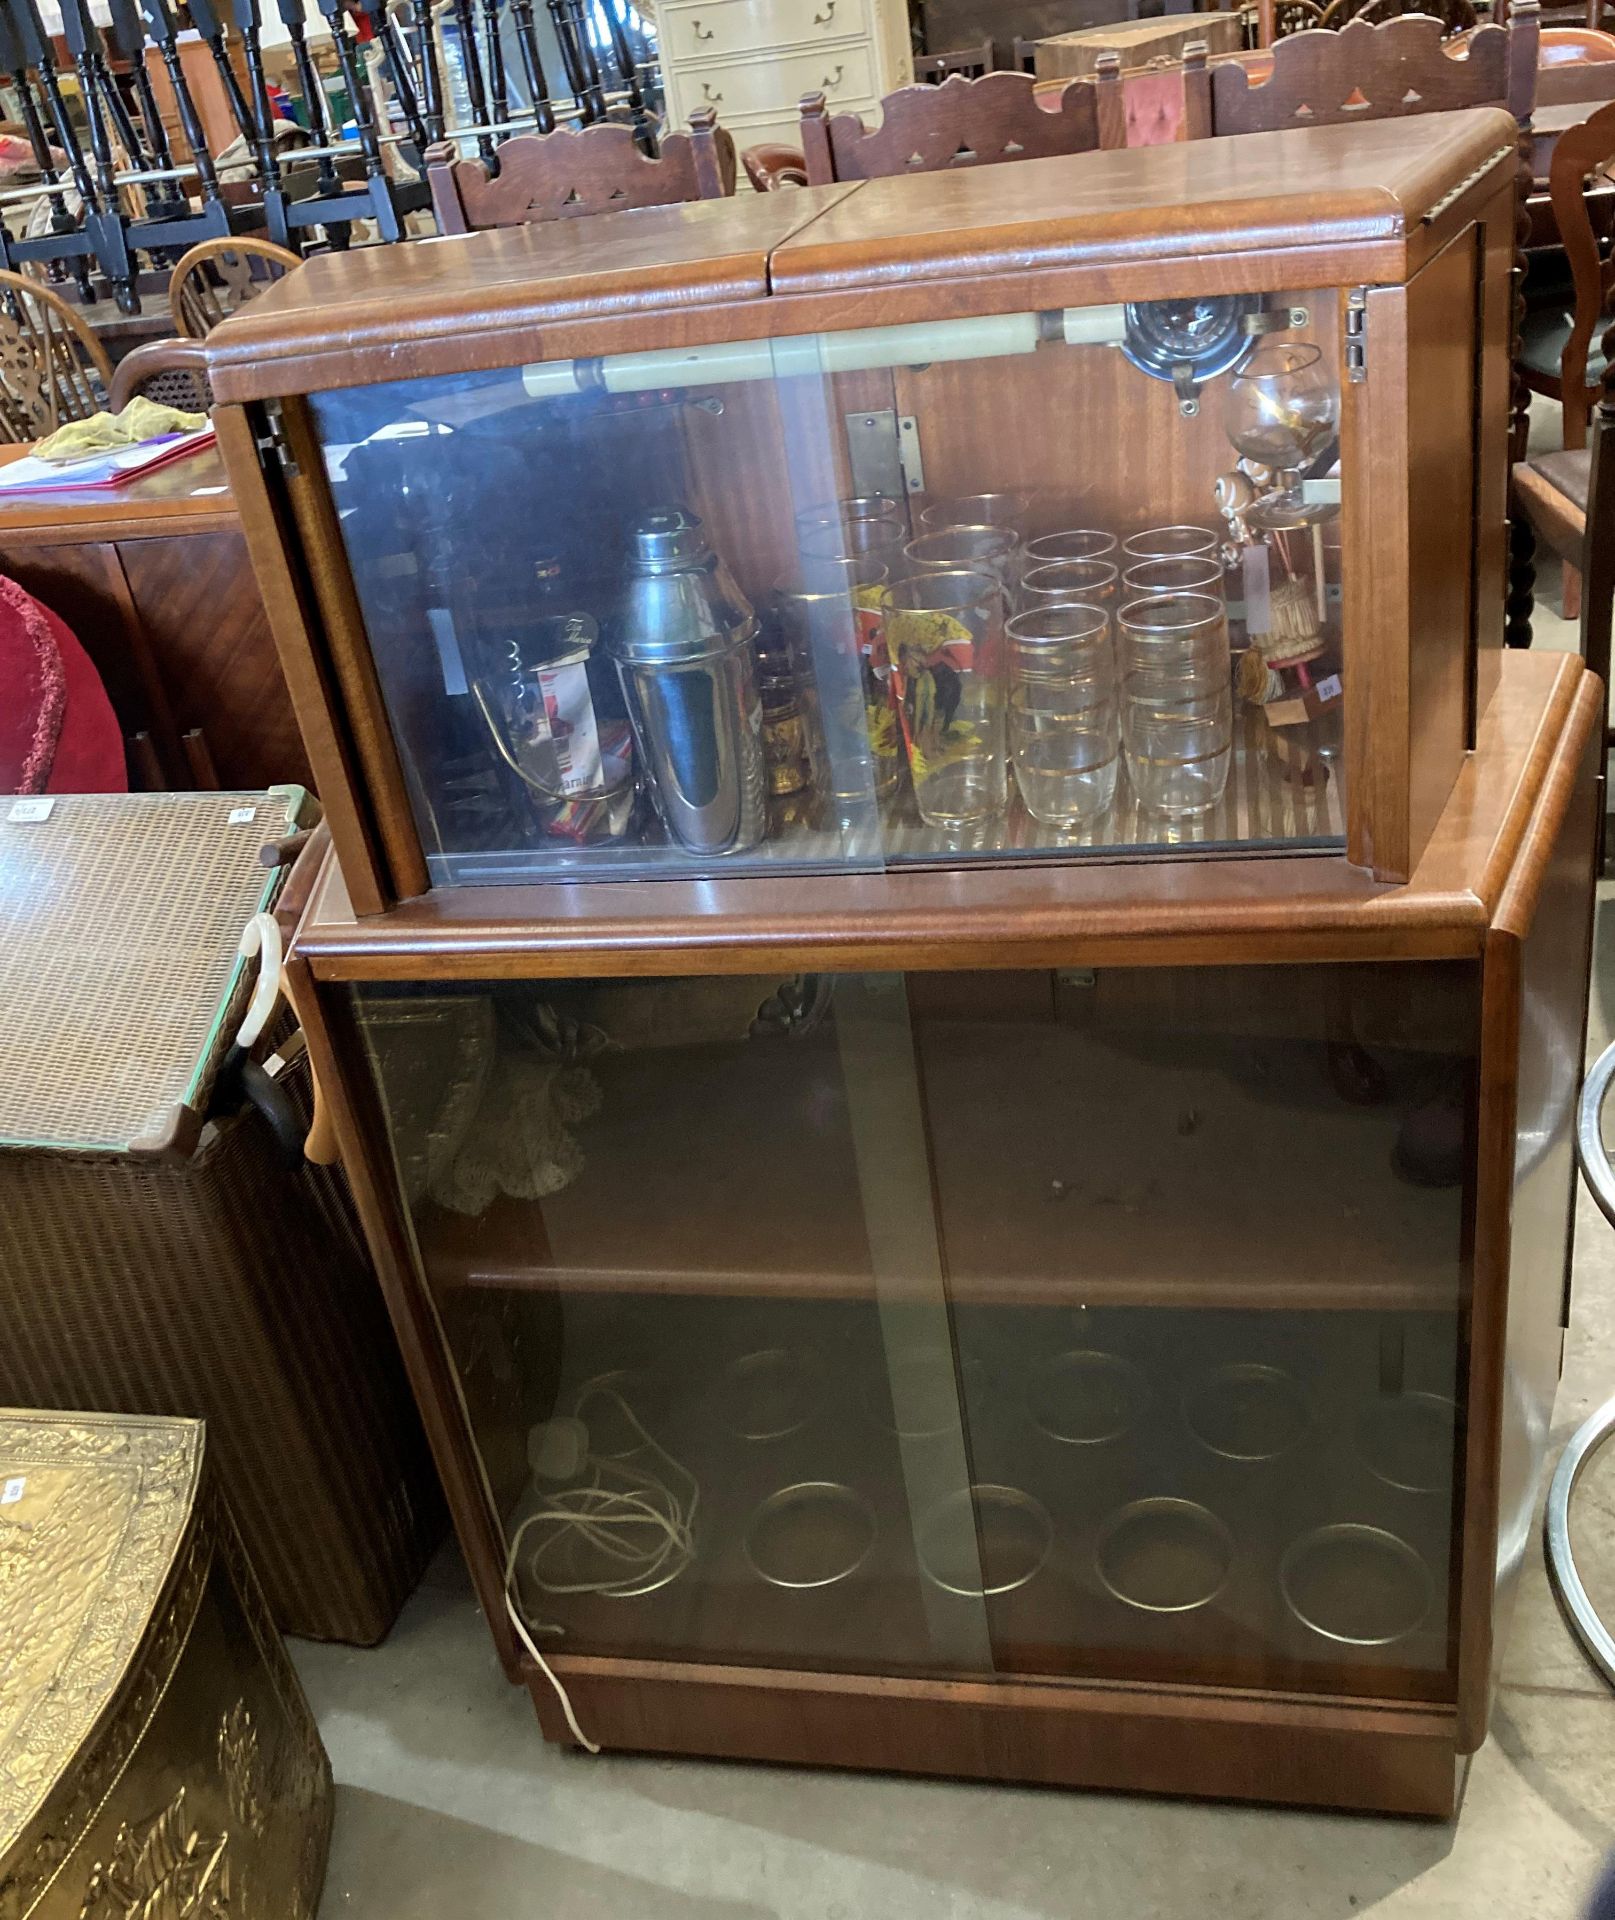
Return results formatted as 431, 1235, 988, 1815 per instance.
1035, 11, 1242, 76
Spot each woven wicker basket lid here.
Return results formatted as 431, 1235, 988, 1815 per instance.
0, 788, 307, 1153
0, 1409, 203, 1856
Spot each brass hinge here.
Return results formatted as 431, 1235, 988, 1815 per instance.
254, 398, 300, 478
1345, 288, 1368, 384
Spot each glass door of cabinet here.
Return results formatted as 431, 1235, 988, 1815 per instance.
349, 970, 996, 1678
312, 288, 1348, 889
348, 955, 1476, 1702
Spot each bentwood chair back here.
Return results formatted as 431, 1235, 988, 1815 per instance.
107, 336, 213, 413
169, 237, 302, 341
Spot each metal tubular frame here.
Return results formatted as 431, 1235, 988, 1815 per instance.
1546, 1038, 1615, 1690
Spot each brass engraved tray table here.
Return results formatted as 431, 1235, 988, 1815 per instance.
0, 1409, 332, 1920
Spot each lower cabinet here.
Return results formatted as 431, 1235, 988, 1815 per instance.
290, 662, 1595, 1820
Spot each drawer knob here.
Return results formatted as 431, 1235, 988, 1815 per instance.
691, 17, 714, 36
701, 79, 723, 100
813, 2, 836, 21
822, 62, 844, 87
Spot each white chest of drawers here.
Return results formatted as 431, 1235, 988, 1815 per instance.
657, 0, 913, 165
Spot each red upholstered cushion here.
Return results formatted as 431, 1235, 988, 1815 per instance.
0, 573, 126, 794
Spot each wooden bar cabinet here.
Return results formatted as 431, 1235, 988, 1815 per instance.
211, 108, 1600, 1815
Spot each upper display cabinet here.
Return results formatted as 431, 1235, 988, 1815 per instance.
212, 110, 1521, 914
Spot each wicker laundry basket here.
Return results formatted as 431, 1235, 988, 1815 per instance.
0, 789, 444, 1643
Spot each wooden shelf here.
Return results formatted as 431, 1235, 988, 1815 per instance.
417, 1008, 1466, 1314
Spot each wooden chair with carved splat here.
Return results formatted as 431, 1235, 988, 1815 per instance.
1315, 0, 1479, 32
427, 110, 736, 235
915, 38, 995, 81
1182, 6, 1539, 136
1520, 92, 1615, 444
0, 269, 113, 446
795, 63, 1127, 186
169, 239, 303, 342
1239, 0, 1327, 48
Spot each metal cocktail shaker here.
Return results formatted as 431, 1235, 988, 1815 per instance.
611, 508, 767, 856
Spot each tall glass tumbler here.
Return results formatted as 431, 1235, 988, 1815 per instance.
1118, 592, 1233, 817
1007, 603, 1119, 827
773, 557, 904, 817
886, 569, 1008, 829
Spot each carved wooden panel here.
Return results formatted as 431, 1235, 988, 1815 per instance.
432, 118, 737, 234
1207, 15, 1512, 133
801, 69, 1109, 183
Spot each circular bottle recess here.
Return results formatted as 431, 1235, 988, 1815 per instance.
1096, 1498, 1235, 1614
917, 1485, 1053, 1598
1183, 1363, 1311, 1463
714, 1347, 818, 1441
1028, 1349, 1149, 1446
1280, 1524, 1434, 1647
1355, 1392, 1458, 1494
744, 1482, 878, 1590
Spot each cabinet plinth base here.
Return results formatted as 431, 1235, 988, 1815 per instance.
525, 1658, 1461, 1818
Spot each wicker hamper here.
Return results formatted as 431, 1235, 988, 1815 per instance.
0, 790, 444, 1643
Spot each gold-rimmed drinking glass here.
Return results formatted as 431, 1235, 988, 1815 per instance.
1122, 525, 1220, 563
1019, 558, 1119, 614
796, 496, 908, 565
904, 524, 1020, 587
1024, 528, 1116, 567
1120, 555, 1226, 601
1117, 591, 1233, 817
1007, 601, 1119, 827
918, 491, 1036, 535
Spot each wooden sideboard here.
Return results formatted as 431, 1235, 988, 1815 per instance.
0, 443, 310, 793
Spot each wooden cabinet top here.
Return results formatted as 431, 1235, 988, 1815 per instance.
289, 650, 1597, 979
0, 442, 239, 543
208, 109, 1517, 404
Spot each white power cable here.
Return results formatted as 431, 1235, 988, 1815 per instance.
503, 1385, 698, 1755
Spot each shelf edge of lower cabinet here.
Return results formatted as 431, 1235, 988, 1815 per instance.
522, 1654, 1461, 1816
427, 1254, 1457, 1315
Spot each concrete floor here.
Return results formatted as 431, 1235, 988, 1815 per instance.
292, 614, 1615, 1913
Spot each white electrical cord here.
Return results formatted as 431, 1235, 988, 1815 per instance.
503, 1385, 699, 1755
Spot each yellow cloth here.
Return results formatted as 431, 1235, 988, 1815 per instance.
34, 397, 207, 464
